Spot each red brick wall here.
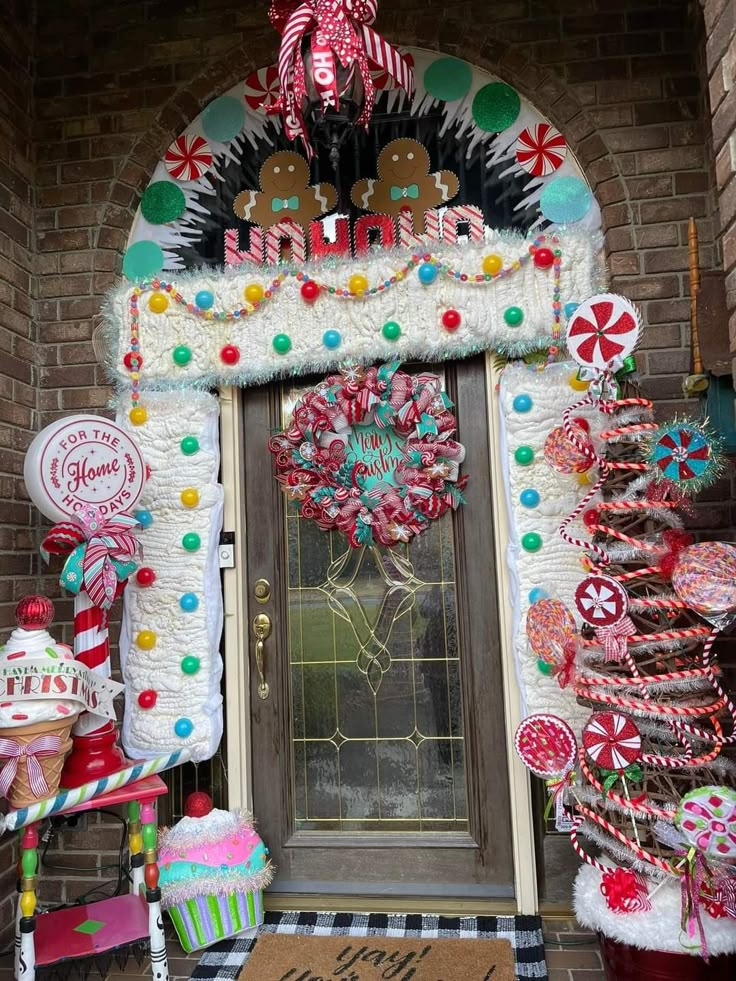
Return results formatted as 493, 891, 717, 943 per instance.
1, 0, 733, 931
0, 0, 36, 942
702, 0, 736, 353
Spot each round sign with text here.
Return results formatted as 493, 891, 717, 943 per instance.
24, 415, 146, 522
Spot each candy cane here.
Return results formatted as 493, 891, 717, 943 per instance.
578, 748, 675, 819
423, 208, 440, 242
0, 750, 191, 835
629, 596, 689, 610
573, 802, 677, 874
442, 205, 485, 244
599, 422, 658, 440
573, 685, 726, 717
265, 219, 306, 265
569, 818, 609, 873
582, 625, 711, 646
580, 666, 712, 688
397, 210, 422, 248
699, 626, 736, 741
224, 226, 264, 265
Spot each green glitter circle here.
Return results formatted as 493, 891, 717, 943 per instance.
273, 333, 292, 354
173, 345, 192, 366
382, 320, 401, 341
182, 532, 201, 552
504, 306, 524, 327
180, 436, 200, 456
181, 655, 200, 675
140, 181, 186, 225
515, 445, 534, 466
522, 532, 542, 552
122, 240, 164, 281
423, 57, 473, 102
472, 82, 521, 133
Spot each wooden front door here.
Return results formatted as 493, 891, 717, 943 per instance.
242, 355, 514, 902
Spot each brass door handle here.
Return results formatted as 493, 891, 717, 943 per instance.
252, 612, 272, 700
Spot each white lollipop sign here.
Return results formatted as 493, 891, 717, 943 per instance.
566, 293, 641, 372
24, 415, 146, 522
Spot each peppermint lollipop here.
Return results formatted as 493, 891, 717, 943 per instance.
514, 713, 577, 779
244, 65, 280, 112
582, 711, 641, 772
675, 786, 736, 859
526, 598, 577, 666
567, 294, 641, 372
672, 541, 736, 628
515, 122, 567, 177
165, 134, 213, 181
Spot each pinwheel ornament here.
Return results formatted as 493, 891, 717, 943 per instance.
515, 122, 567, 178
648, 420, 722, 495
566, 294, 641, 373
582, 711, 641, 773
164, 134, 214, 181
244, 65, 281, 112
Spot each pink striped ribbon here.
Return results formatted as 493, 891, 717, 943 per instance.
0, 735, 62, 799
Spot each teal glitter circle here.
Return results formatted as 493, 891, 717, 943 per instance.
472, 83, 520, 133
140, 181, 186, 225
122, 240, 164, 281
540, 177, 593, 224
423, 57, 473, 102
201, 96, 246, 143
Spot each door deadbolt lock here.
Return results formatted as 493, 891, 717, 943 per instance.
254, 578, 271, 603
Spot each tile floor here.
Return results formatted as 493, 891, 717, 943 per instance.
0, 918, 605, 981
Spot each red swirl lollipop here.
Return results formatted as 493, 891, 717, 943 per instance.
583, 711, 641, 772
574, 575, 628, 628
526, 598, 577, 666
515, 714, 578, 780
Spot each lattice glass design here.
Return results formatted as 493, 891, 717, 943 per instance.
282, 381, 468, 833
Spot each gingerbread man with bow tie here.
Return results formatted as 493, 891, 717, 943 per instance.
233, 150, 337, 230
351, 138, 459, 225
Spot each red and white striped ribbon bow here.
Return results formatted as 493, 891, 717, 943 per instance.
0, 734, 62, 800
42, 505, 141, 611
267, 0, 414, 157
594, 615, 637, 662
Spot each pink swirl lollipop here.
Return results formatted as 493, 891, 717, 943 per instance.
672, 541, 736, 625
514, 713, 577, 779
526, 598, 577, 666
544, 422, 594, 474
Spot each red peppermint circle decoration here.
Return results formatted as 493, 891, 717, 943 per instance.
268, 362, 467, 548
583, 711, 641, 772
566, 293, 641, 372
514, 713, 577, 780
164, 134, 213, 182
244, 65, 281, 112
515, 122, 567, 178
574, 575, 629, 628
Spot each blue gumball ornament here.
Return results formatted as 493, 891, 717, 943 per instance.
528, 587, 548, 604
195, 290, 214, 310
418, 263, 438, 285
520, 488, 540, 508
513, 394, 533, 413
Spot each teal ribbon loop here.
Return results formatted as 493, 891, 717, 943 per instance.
271, 195, 300, 212
390, 184, 419, 200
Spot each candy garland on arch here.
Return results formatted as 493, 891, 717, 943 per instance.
510, 291, 736, 955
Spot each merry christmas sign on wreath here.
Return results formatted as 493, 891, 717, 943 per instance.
268, 361, 467, 546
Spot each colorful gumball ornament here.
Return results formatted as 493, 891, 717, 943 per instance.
671, 541, 736, 625
582, 712, 641, 773
544, 421, 594, 474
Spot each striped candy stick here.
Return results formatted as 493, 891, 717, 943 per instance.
73, 581, 125, 736
0, 750, 189, 835
441, 205, 485, 244
224, 226, 264, 266
569, 818, 609, 873
578, 748, 675, 820
574, 802, 677, 874
699, 626, 736, 743
264, 219, 306, 265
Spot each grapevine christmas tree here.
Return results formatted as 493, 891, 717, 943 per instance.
514, 293, 736, 959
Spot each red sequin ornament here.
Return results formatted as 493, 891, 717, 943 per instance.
184, 791, 214, 818
15, 595, 54, 631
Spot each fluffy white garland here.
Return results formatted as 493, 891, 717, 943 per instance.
104, 230, 606, 389
574, 863, 736, 955
117, 391, 224, 762
498, 361, 603, 730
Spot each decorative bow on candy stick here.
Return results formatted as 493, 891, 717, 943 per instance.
594, 615, 637, 663
267, 0, 414, 157
0, 734, 62, 800
41, 505, 141, 610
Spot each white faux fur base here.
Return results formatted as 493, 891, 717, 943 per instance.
574, 863, 736, 955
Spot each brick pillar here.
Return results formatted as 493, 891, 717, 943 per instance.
702, 0, 736, 357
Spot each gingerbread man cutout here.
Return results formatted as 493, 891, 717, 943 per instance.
351, 138, 459, 226
233, 150, 337, 230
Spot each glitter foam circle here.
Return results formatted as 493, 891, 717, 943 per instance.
582, 711, 641, 772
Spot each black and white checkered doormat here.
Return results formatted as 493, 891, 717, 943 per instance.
190, 911, 548, 980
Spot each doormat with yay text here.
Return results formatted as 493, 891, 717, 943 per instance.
239, 933, 515, 980
190, 912, 548, 980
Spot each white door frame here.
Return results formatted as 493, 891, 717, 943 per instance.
218, 353, 538, 913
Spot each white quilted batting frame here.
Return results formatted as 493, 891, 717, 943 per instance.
498, 362, 603, 732
104, 229, 606, 389
117, 391, 224, 762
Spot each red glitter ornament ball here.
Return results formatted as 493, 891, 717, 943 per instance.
300, 280, 320, 303
16, 595, 54, 631
534, 247, 555, 269
184, 791, 214, 818
138, 689, 157, 710
582, 508, 600, 529
123, 352, 142, 371
442, 309, 461, 331
572, 416, 590, 432
220, 344, 240, 365
136, 567, 156, 587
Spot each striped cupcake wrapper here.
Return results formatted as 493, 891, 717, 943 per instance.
168, 890, 263, 953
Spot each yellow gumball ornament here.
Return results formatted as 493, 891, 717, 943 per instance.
136, 630, 157, 650
482, 254, 503, 276
569, 372, 590, 392
129, 406, 147, 426
148, 292, 169, 314
244, 283, 264, 304
348, 273, 369, 296
180, 487, 200, 508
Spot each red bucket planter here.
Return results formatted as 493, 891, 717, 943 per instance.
599, 933, 736, 980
